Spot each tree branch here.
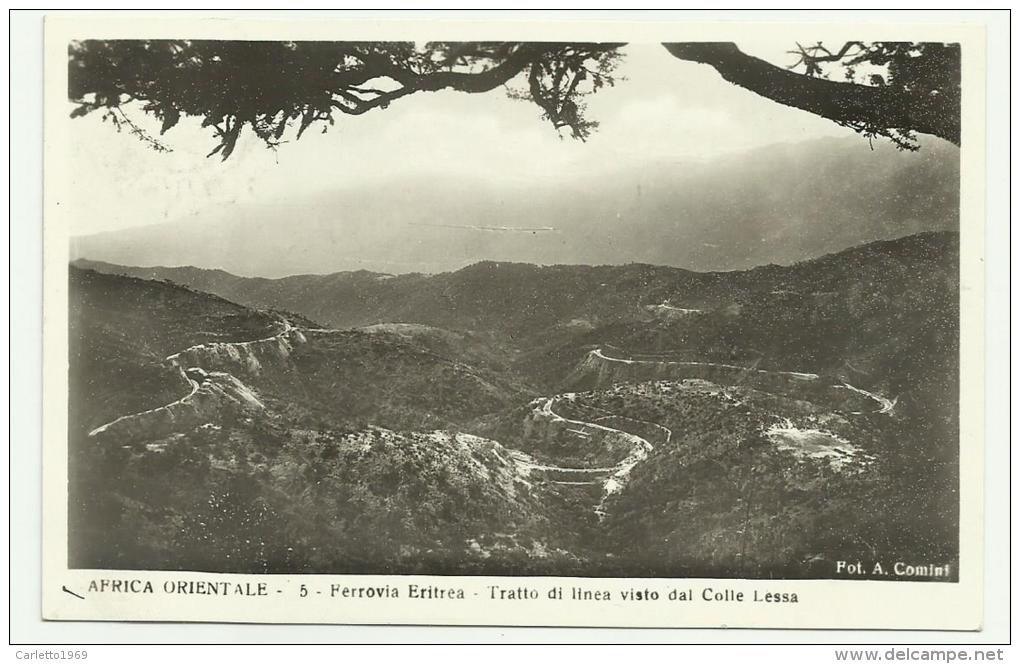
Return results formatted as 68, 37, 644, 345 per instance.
662, 42, 959, 145
329, 45, 546, 117
331, 43, 622, 127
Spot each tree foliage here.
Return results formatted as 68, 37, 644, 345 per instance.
68, 39, 960, 160
786, 41, 961, 149
68, 40, 622, 160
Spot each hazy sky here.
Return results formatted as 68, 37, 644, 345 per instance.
67, 42, 857, 236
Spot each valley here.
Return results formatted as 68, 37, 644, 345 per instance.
68, 231, 960, 579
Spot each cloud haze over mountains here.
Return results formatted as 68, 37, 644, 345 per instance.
71, 137, 958, 277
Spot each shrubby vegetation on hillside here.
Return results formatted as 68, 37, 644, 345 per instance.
68, 232, 959, 579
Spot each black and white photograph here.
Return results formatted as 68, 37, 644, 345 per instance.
37, 14, 991, 630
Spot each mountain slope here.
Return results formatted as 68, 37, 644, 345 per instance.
77, 231, 959, 406
69, 268, 568, 572
69, 231, 959, 578
69, 267, 283, 434
76, 232, 959, 439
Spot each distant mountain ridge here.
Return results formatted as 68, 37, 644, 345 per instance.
75, 231, 958, 355
71, 136, 959, 277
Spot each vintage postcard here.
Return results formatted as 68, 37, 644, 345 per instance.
42, 13, 986, 629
